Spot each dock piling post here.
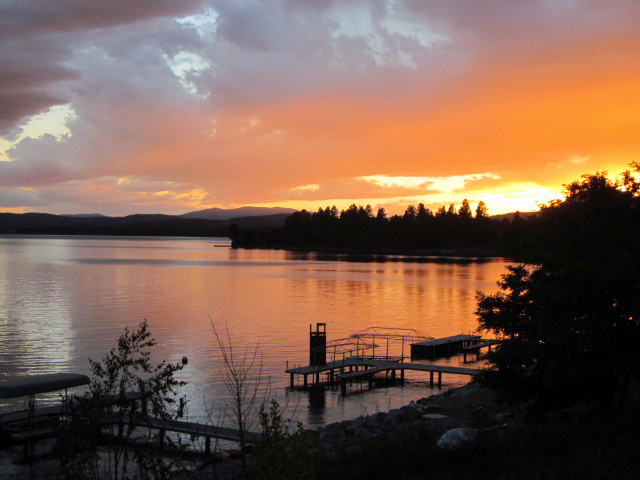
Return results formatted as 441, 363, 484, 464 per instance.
430, 371, 434, 387
159, 428, 166, 449
304, 375, 307, 387
341, 379, 346, 395
205, 437, 211, 456
290, 373, 294, 388
438, 372, 442, 388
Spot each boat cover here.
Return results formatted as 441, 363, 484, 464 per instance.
0, 373, 90, 398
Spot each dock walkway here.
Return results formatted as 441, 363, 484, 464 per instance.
111, 415, 262, 454
285, 357, 478, 393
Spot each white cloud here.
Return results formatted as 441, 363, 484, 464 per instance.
177, 8, 219, 40
289, 183, 320, 193
116, 177, 133, 186
164, 51, 212, 96
205, 118, 218, 138
569, 155, 588, 165
241, 116, 261, 131
328, 0, 449, 68
360, 173, 500, 192
1, 104, 76, 162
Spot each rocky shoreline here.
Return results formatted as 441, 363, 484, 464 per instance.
312, 381, 510, 452
183, 381, 515, 479
0, 381, 515, 479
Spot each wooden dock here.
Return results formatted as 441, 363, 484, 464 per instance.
462, 339, 500, 363
410, 334, 482, 360
285, 357, 478, 394
1, 398, 262, 456
106, 414, 262, 455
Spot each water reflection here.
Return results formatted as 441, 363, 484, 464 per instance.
283, 250, 501, 265
308, 387, 326, 425
0, 236, 510, 425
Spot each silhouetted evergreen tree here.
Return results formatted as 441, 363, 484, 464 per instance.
458, 199, 473, 220
475, 201, 488, 219
284, 210, 313, 245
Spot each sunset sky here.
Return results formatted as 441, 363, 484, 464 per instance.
1, 0, 639, 216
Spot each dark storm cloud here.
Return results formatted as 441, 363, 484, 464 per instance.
0, 0, 203, 136
0, 0, 204, 39
0, 35, 80, 137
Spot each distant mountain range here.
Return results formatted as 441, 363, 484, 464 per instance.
0, 207, 294, 236
181, 206, 295, 220
489, 211, 537, 221
61, 213, 108, 218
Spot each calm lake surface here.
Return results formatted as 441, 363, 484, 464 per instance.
0, 235, 510, 427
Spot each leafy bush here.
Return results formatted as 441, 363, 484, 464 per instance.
254, 400, 313, 480
60, 320, 189, 480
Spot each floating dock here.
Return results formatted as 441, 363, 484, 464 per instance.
462, 339, 500, 363
410, 334, 483, 360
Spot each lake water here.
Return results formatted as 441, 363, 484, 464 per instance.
0, 235, 510, 427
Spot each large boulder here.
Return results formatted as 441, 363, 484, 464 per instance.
370, 411, 386, 424
399, 405, 423, 421
435, 428, 478, 449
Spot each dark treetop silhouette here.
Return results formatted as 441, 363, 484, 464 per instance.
477, 164, 640, 414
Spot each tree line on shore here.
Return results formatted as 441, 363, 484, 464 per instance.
230, 199, 531, 255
